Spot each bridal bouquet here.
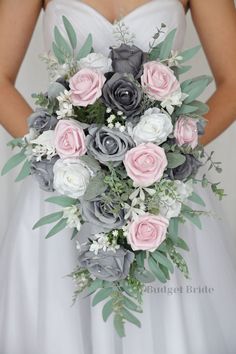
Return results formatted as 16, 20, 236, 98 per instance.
1, 17, 224, 336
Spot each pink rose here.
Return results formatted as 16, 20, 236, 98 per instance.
69, 68, 106, 107
174, 116, 198, 149
141, 61, 180, 101
127, 214, 169, 252
54, 119, 87, 158
124, 142, 167, 187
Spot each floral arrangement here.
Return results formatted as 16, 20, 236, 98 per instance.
1, 17, 224, 337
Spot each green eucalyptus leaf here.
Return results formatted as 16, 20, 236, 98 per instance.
102, 299, 114, 322
85, 279, 104, 297
167, 152, 186, 169
175, 104, 199, 115
92, 288, 113, 306
176, 65, 192, 75
121, 307, 141, 328
181, 204, 202, 230
180, 45, 201, 62
184, 80, 210, 104
77, 33, 93, 60
71, 228, 78, 240
159, 29, 177, 60
15, 159, 30, 182
83, 174, 107, 201
52, 42, 65, 64
54, 26, 72, 57
149, 41, 163, 60
7, 137, 25, 149
33, 211, 64, 230
189, 100, 209, 115
134, 267, 156, 283
151, 251, 174, 273
80, 155, 101, 173
46, 218, 68, 238
135, 252, 145, 268
123, 296, 143, 313
45, 195, 77, 207
114, 314, 125, 337
170, 237, 190, 251
1, 149, 26, 176
148, 256, 167, 283
62, 16, 77, 49
120, 282, 135, 298
188, 191, 206, 207
168, 217, 179, 238
157, 242, 169, 253
159, 263, 170, 280
181, 75, 213, 91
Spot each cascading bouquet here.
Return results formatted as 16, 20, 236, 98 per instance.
1, 17, 224, 336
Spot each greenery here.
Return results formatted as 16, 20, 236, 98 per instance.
74, 99, 106, 125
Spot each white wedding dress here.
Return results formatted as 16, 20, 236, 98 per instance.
0, 1, 236, 353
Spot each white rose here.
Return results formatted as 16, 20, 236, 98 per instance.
131, 108, 173, 145
159, 196, 182, 219
175, 180, 193, 202
78, 53, 112, 74
53, 158, 91, 198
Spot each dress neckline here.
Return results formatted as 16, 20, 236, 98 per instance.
44, 0, 186, 26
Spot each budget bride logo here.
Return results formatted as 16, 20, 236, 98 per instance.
144, 284, 215, 296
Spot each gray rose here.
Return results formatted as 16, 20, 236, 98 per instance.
168, 154, 202, 181
81, 197, 125, 234
86, 125, 134, 166
102, 73, 143, 117
110, 43, 146, 79
30, 156, 59, 192
77, 243, 135, 281
28, 109, 58, 134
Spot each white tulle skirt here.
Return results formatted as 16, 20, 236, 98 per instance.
0, 176, 236, 354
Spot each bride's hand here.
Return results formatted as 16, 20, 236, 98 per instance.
0, 0, 43, 137
190, 0, 236, 145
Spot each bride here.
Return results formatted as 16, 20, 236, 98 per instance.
0, 0, 236, 353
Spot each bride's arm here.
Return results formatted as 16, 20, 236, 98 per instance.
0, 0, 43, 137
189, 0, 236, 145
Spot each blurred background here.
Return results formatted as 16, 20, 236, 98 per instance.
0, 8, 235, 240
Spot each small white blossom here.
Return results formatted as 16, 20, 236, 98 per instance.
107, 115, 115, 124
115, 122, 121, 129
89, 232, 120, 255
124, 197, 146, 220
119, 125, 126, 133
30, 130, 56, 161
161, 90, 188, 115
63, 205, 81, 231
175, 180, 194, 202
167, 50, 183, 67
159, 196, 182, 219
108, 123, 114, 129
56, 90, 74, 119
106, 107, 112, 113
